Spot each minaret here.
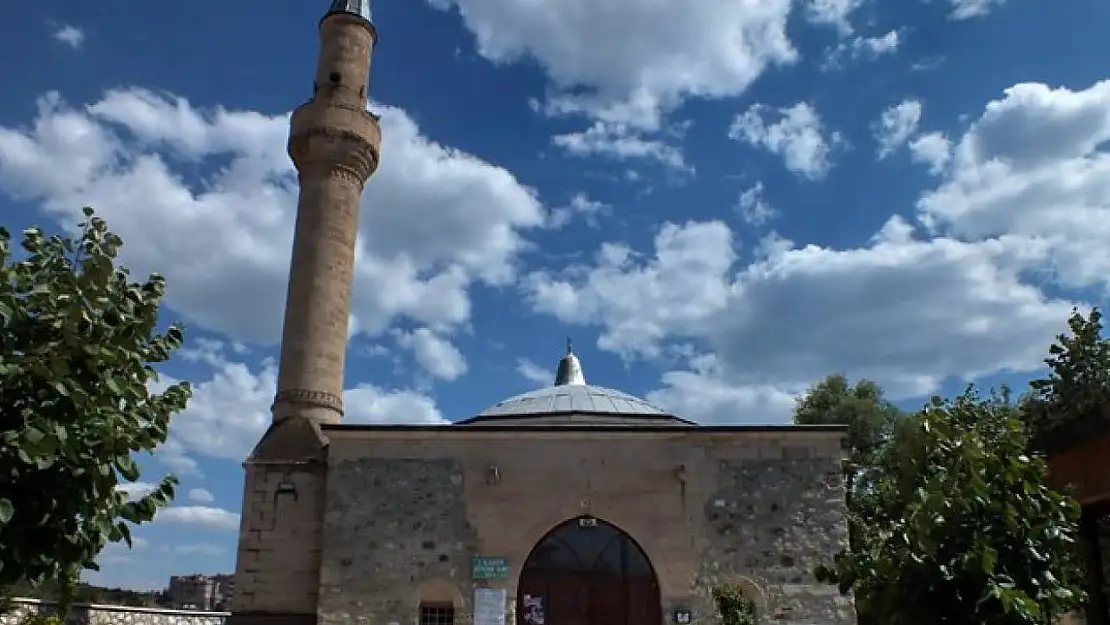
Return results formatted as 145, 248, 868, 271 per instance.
229, 4, 379, 624
274, 0, 380, 426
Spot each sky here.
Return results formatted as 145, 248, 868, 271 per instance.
1, 0, 1109, 592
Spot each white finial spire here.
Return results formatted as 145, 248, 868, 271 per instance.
554, 338, 586, 386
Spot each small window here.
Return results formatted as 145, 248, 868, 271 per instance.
419, 603, 455, 625
329, 71, 342, 83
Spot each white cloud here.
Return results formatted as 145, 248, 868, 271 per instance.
522, 79, 1110, 424
875, 99, 924, 159
428, 0, 796, 131
526, 221, 737, 360
547, 193, 610, 229
116, 481, 157, 500
156, 437, 203, 478
52, 25, 85, 49
396, 327, 468, 381
916, 80, 1110, 292
168, 543, 224, 556
187, 488, 215, 504
823, 30, 901, 71
736, 182, 778, 226
516, 359, 553, 386
646, 354, 799, 424
949, 0, 1008, 20
729, 103, 842, 180
805, 0, 865, 35
909, 132, 952, 173
156, 506, 241, 532
552, 121, 688, 171
153, 341, 445, 471
525, 217, 1075, 422
427, 0, 797, 166
345, 385, 448, 425
0, 88, 545, 347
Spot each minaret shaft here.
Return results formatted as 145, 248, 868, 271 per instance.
229, 6, 379, 625
273, 171, 362, 422
272, 10, 380, 426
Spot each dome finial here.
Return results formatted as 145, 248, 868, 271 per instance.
554, 338, 586, 386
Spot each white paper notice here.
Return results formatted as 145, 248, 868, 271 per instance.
474, 588, 507, 625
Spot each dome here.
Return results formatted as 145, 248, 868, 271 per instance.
457, 340, 694, 426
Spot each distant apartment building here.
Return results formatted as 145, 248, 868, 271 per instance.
212, 574, 234, 610
167, 574, 234, 611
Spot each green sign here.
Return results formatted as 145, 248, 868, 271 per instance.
473, 556, 509, 580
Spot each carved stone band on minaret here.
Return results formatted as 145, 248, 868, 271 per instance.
272, 388, 345, 416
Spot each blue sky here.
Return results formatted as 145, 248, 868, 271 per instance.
2, 0, 1109, 591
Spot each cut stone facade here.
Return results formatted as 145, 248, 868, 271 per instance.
304, 425, 854, 625
1, 599, 226, 625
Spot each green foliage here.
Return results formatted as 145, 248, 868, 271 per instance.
794, 374, 902, 472
16, 613, 63, 625
712, 584, 756, 625
1024, 307, 1110, 439
794, 374, 904, 625
817, 387, 1086, 625
3, 577, 171, 608
0, 208, 191, 600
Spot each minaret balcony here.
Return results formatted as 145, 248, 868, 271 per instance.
288, 101, 381, 179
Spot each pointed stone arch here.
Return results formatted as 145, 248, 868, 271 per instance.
517, 515, 662, 625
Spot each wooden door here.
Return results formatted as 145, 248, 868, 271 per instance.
517, 516, 662, 625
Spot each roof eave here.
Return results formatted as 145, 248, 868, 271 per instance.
454, 410, 697, 426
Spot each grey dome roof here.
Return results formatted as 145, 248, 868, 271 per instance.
475, 384, 669, 418
457, 341, 694, 426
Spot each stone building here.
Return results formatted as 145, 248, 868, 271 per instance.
169, 575, 216, 611
169, 574, 234, 611
228, 1, 855, 625
233, 344, 853, 625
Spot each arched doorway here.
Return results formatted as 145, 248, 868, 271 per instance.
518, 516, 661, 625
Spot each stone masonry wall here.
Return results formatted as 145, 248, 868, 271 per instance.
318, 458, 480, 625
321, 428, 855, 625
232, 463, 326, 617
1, 599, 227, 625
691, 455, 854, 624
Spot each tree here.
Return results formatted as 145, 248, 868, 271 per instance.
794, 374, 903, 625
818, 387, 1087, 625
1024, 307, 1110, 440
1022, 306, 1110, 618
712, 584, 756, 625
794, 374, 902, 474
0, 208, 191, 605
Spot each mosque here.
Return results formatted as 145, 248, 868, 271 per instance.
227, 2, 854, 625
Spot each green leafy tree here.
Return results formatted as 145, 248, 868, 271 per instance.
794, 374, 903, 625
712, 584, 756, 625
794, 374, 902, 476
0, 208, 191, 607
818, 387, 1086, 625
1024, 307, 1110, 439
1023, 306, 1110, 617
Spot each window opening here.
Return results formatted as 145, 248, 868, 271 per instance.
521, 517, 653, 578
419, 603, 455, 625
